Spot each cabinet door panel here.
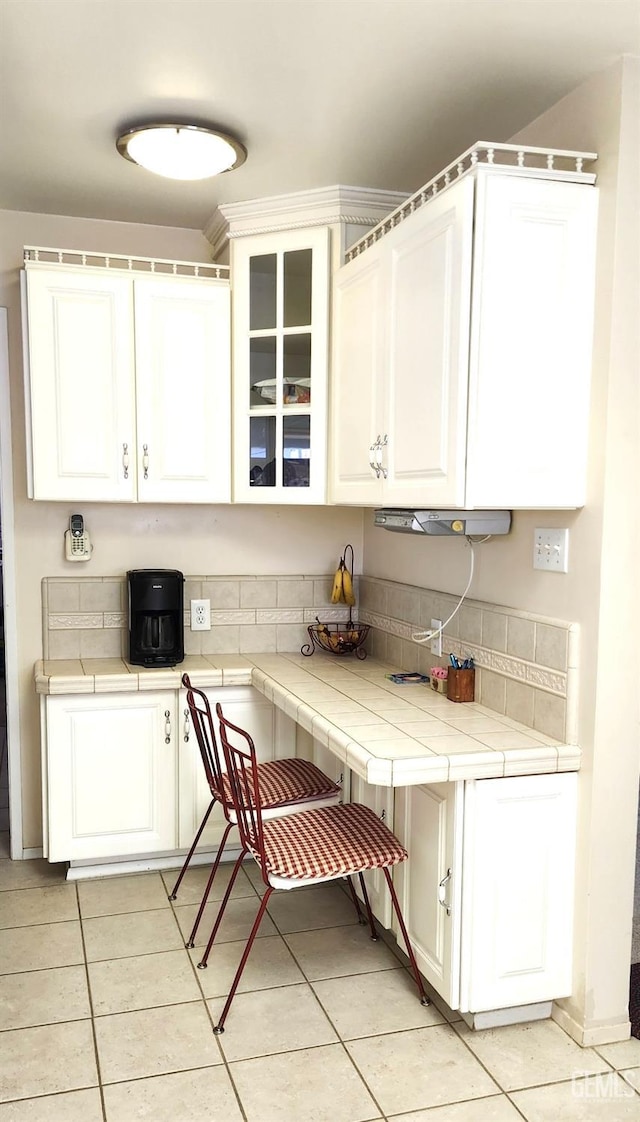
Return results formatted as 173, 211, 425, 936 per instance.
383, 178, 474, 507
178, 687, 275, 850
232, 227, 329, 504
466, 176, 598, 508
330, 247, 386, 503
46, 693, 176, 861
395, 782, 464, 1009
134, 278, 231, 503
26, 268, 136, 501
460, 773, 577, 1012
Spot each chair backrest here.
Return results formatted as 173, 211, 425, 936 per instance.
216, 701, 269, 883
182, 674, 228, 810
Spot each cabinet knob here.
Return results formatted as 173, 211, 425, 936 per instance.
122, 443, 129, 480
164, 709, 171, 744
183, 707, 190, 742
142, 444, 149, 480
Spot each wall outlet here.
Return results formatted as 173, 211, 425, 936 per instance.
533, 528, 569, 573
430, 619, 443, 657
190, 598, 211, 631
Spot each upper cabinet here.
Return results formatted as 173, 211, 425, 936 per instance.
23, 252, 231, 503
231, 227, 330, 503
330, 144, 599, 509
209, 185, 409, 504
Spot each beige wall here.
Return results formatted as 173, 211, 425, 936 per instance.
0, 211, 363, 848
363, 58, 640, 1043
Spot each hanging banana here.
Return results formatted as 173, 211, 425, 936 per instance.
341, 565, 356, 607
330, 551, 356, 606
330, 559, 345, 604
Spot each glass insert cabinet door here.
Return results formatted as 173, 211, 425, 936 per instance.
231, 226, 330, 503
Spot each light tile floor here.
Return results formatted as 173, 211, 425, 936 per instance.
0, 854, 639, 1121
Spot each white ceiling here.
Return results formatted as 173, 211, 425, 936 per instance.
1, 0, 638, 232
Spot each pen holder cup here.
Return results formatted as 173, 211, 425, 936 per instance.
446, 668, 475, 703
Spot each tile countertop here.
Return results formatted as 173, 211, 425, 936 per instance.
34, 653, 581, 787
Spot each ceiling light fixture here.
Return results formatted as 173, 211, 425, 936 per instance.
116, 123, 247, 181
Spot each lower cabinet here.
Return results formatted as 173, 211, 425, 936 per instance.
177, 685, 287, 851
42, 685, 290, 865
43, 691, 178, 862
394, 772, 578, 1013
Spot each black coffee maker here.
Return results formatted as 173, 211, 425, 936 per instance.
127, 569, 184, 667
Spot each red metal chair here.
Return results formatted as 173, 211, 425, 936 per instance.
169, 674, 350, 949
204, 700, 430, 1034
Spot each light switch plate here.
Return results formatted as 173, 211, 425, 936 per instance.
533, 528, 569, 572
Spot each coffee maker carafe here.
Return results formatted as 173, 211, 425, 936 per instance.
127, 569, 184, 667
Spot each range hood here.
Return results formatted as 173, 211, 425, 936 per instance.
373, 509, 511, 536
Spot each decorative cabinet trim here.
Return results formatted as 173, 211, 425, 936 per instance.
345, 142, 597, 262
205, 184, 409, 256
24, 246, 229, 281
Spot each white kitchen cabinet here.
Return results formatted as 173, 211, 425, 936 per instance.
178, 685, 288, 851
41, 684, 287, 866
331, 177, 474, 508
24, 261, 230, 503
330, 165, 598, 509
211, 184, 406, 505
349, 769, 394, 928
43, 691, 178, 862
230, 227, 330, 503
394, 772, 577, 1015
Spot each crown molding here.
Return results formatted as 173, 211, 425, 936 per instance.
203, 184, 409, 256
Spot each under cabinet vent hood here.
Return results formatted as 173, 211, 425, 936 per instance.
373, 510, 511, 536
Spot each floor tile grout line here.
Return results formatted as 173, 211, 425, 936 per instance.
448, 1016, 621, 1099
165, 870, 252, 1122
76, 880, 108, 1122
83, 865, 243, 1117
302, 971, 391, 1119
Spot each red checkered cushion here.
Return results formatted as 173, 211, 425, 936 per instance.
218, 758, 339, 811
256, 802, 408, 881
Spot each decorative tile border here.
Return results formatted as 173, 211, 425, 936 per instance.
444, 638, 566, 696
49, 613, 104, 630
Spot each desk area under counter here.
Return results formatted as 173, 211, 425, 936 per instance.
35, 652, 580, 1027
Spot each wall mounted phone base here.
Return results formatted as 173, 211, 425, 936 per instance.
65, 514, 92, 561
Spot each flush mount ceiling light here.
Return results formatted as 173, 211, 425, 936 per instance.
116, 123, 247, 180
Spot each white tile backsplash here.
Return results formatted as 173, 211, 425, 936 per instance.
358, 576, 577, 743
41, 572, 578, 744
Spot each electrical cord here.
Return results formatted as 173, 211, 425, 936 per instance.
412, 536, 478, 644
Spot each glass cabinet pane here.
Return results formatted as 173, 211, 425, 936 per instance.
283, 415, 310, 487
249, 416, 277, 487
283, 249, 312, 327
249, 254, 277, 330
283, 333, 311, 405
250, 337, 277, 405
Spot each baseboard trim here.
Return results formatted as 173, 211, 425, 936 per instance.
459, 1002, 552, 1031
22, 847, 44, 860
66, 847, 243, 882
552, 1002, 632, 1046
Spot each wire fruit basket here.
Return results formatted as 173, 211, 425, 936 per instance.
302, 620, 370, 659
